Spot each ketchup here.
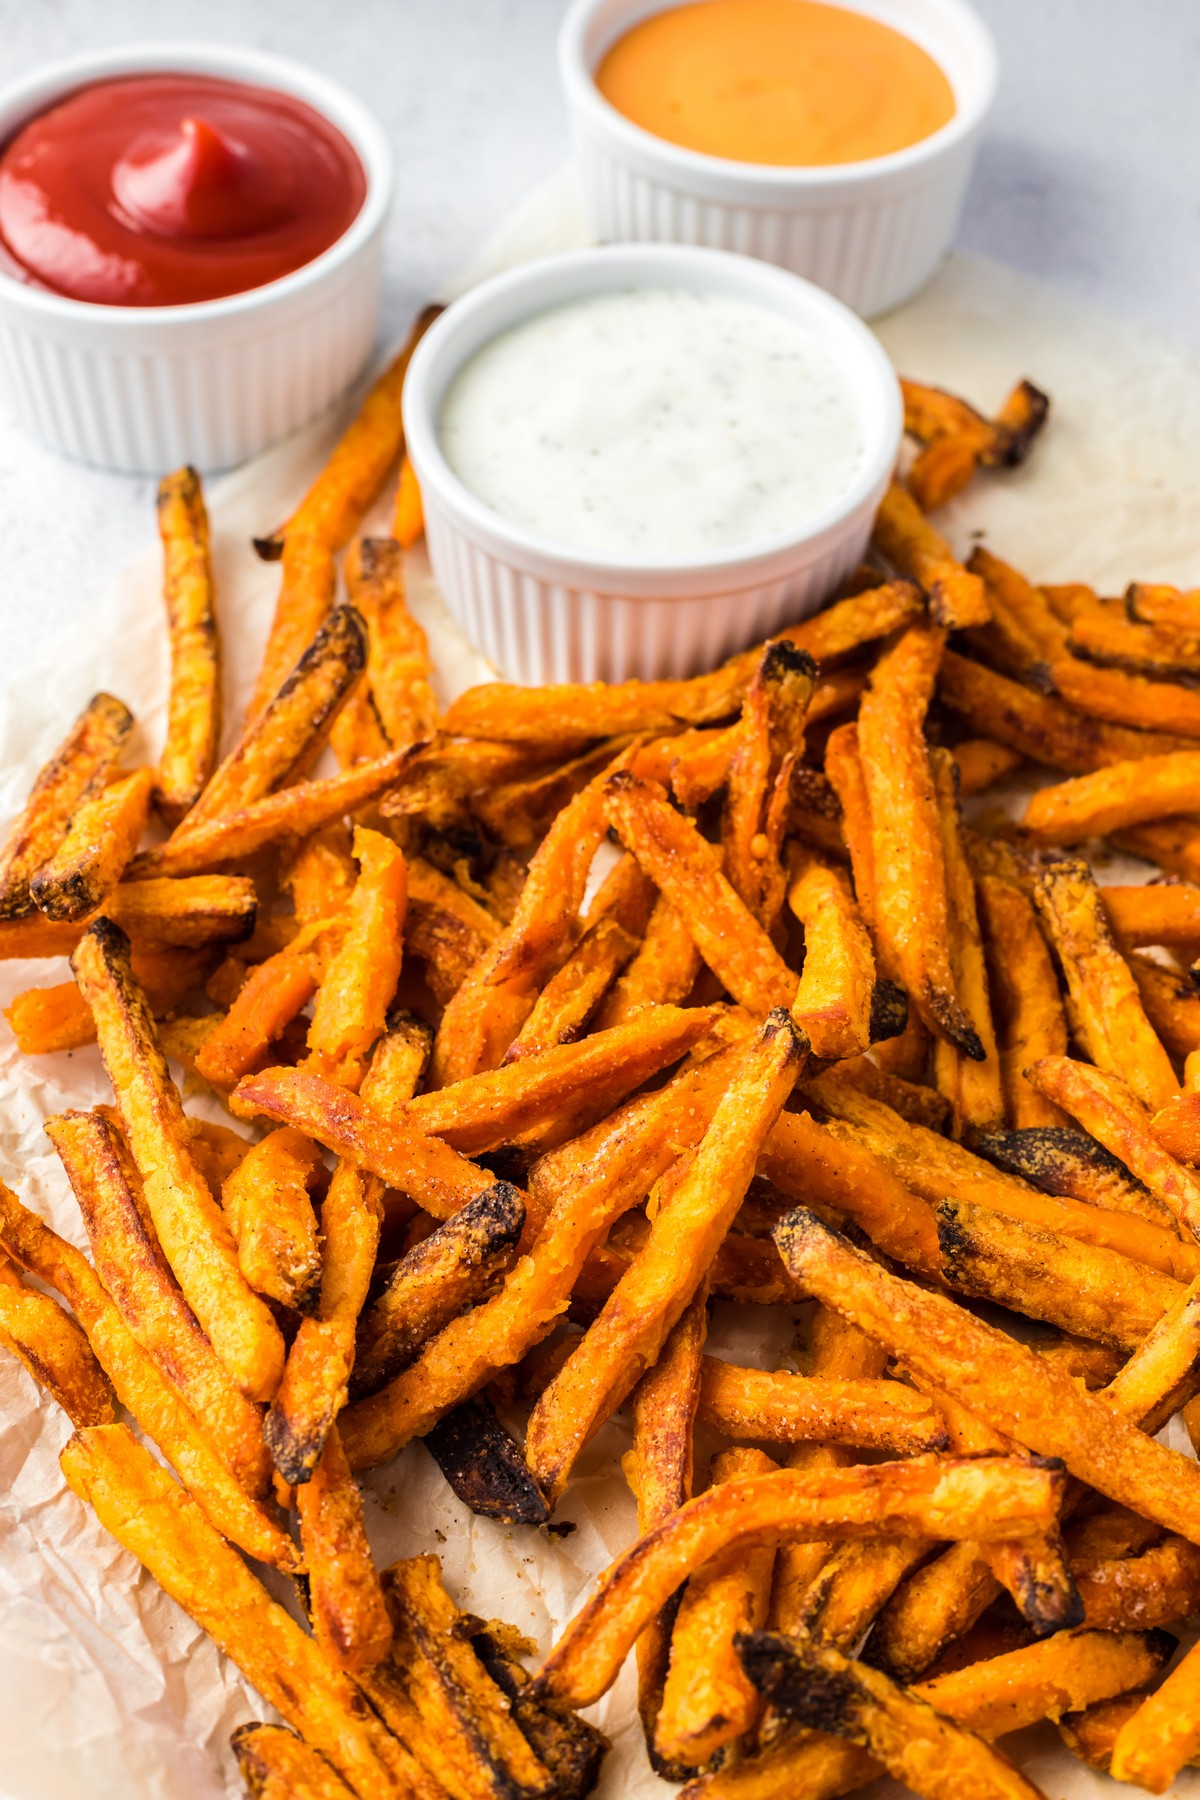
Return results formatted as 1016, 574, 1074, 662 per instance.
0, 73, 367, 307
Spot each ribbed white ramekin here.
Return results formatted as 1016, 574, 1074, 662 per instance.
559, 0, 997, 319
403, 245, 902, 685
0, 43, 393, 473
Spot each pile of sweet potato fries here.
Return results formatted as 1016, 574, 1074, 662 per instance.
6, 314, 1200, 1800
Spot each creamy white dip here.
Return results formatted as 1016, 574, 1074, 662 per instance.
437, 287, 865, 561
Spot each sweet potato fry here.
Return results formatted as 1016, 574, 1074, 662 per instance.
392, 452, 424, 547
405, 855, 500, 1004
975, 1126, 1173, 1229
605, 772, 795, 1013
345, 536, 437, 748
1074, 1533, 1200, 1629
624, 1285, 708, 1777
127, 750, 411, 880
249, 535, 338, 724
505, 916, 638, 1060
1151, 1085, 1200, 1165
1103, 879, 1200, 946
656, 1446, 778, 1771
155, 466, 221, 823
195, 945, 320, 1090
0, 691, 132, 919
697, 1357, 948, 1453
786, 849, 874, 1061
1025, 749, 1200, 844
530, 1455, 1064, 1712
0, 1193, 295, 1567
359, 1554, 558, 1800
595, 894, 702, 1028
525, 1011, 805, 1502
469, 1626, 608, 1800
1069, 599, 1200, 676
30, 766, 154, 922
773, 1208, 1200, 1541
1059, 1691, 1200, 1779
423, 1391, 548, 1524
1127, 580, 1200, 635
72, 919, 285, 1401
938, 649, 1190, 772
858, 624, 981, 1056
1128, 949, 1200, 1060
222, 1126, 325, 1314
47, 1108, 270, 1495
934, 1196, 1180, 1349
297, 1424, 392, 1672
60, 1424, 438, 1794
722, 642, 815, 926
264, 1018, 433, 1484
974, 874, 1068, 1128
931, 751, 1003, 1133
953, 739, 1023, 795
1028, 1055, 1200, 1240
1031, 860, 1177, 1112
352, 1183, 523, 1397
742, 1632, 1046, 1800
232, 1725, 356, 1800
902, 379, 1049, 510
306, 826, 406, 1088
1110, 1635, 1200, 1791
1046, 650, 1200, 740
0, 873, 256, 957
6, 944, 212, 1055
871, 482, 990, 628
0, 1247, 114, 1426
186, 607, 368, 830
967, 547, 1067, 660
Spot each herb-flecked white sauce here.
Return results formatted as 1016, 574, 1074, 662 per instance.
438, 287, 865, 560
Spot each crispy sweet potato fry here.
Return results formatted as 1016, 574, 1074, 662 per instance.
469, 1625, 608, 1800
722, 643, 815, 926
405, 855, 500, 1004
72, 920, 285, 1401
902, 379, 1049, 510
1068, 599, 1200, 676
1126, 580, 1200, 634
361, 1553, 557, 1800
6, 943, 212, 1055
1110, 1636, 1200, 1791
250, 535, 338, 724
787, 850, 874, 1061
155, 466, 221, 823
931, 751, 1003, 1132
233, 1724, 356, 1800
624, 1285, 708, 1776
975, 874, 1068, 1128
595, 894, 702, 1028
872, 483, 990, 628
306, 826, 406, 1088
61, 1425, 439, 1794
530, 1455, 1064, 1712
1103, 880, 1200, 946
953, 739, 1023, 796
346, 536, 437, 748
656, 1446, 778, 1770
967, 548, 1067, 660
392, 452, 425, 547
195, 945, 320, 1090
975, 1126, 1173, 1229
1074, 1533, 1200, 1629
47, 1108, 270, 1496
858, 625, 984, 1056
774, 1208, 1200, 1541
525, 1012, 805, 1502
127, 750, 411, 880
0, 692, 132, 919
1031, 860, 1177, 1112
697, 1357, 948, 1453
223, 1127, 325, 1314
186, 607, 368, 831
297, 1424, 392, 1672
0, 873, 257, 957
1047, 648, 1200, 737
30, 766, 154, 923
505, 916, 639, 1060
0, 1247, 114, 1426
1029, 1055, 1200, 1240
1025, 749, 1200, 844
0, 1195, 295, 1568
605, 772, 795, 1013
423, 1391, 548, 1525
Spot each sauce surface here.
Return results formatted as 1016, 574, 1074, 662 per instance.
438, 288, 865, 561
595, 0, 956, 167
0, 73, 366, 306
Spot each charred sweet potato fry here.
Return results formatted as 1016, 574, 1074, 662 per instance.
1069, 599, 1200, 677
71, 919, 285, 1402
1074, 1534, 1200, 1630
155, 467, 221, 823
975, 1126, 1171, 1229
405, 855, 500, 1004
30, 766, 154, 923
296, 1424, 392, 1672
0, 1247, 114, 1426
222, 1126, 325, 1315
872, 482, 990, 628
232, 1724, 356, 1800
656, 1446, 778, 1771
530, 1455, 1064, 1712
185, 607, 368, 831
1031, 860, 1177, 1112
60, 1425, 439, 1795
974, 874, 1068, 1129
469, 1626, 608, 1800
305, 827, 406, 1088
423, 1392, 548, 1525
47, 1108, 270, 1496
0, 873, 256, 957
0, 691, 132, 919
968, 547, 1067, 659
722, 642, 815, 926
525, 1012, 805, 1502
931, 751, 1003, 1133
902, 377, 1049, 511
346, 536, 438, 748
773, 1207, 1200, 1541
786, 849, 874, 1062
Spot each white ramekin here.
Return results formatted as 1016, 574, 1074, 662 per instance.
559, 0, 997, 318
0, 43, 393, 473
403, 244, 901, 685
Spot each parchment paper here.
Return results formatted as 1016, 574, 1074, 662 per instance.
3, 170, 1200, 1799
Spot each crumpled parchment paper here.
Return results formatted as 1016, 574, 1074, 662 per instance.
3, 169, 1200, 1799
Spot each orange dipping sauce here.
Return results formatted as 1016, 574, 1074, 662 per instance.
595, 0, 956, 167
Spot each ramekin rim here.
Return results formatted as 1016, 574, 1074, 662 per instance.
403, 242, 903, 585
0, 40, 393, 325
558, 0, 998, 192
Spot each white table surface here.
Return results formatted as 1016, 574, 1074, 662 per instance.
1, 0, 1197, 671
